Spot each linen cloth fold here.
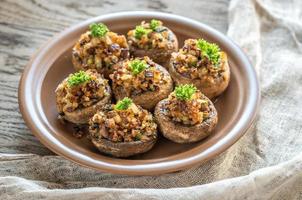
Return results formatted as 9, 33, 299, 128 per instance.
1, 0, 302, 199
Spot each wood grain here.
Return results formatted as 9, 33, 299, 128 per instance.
0, 0, 229, 155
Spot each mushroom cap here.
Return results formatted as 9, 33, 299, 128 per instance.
169, 52, 230, 99
112, 63, 173, 111
72, 31, 130, 79
154, 97, 218, 143
57, 84, 112, 124
129, 27, 178, 68
90, 124, 157, 158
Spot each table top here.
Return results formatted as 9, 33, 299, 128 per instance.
0, 0, 229, 156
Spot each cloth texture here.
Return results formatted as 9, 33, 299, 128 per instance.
1, 0, 302, 199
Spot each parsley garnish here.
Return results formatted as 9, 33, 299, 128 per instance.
114, 97, 133, 110
134, 132, 142, 141
134, 26, 150, 39
150, 19, 160, 30
196, 39, 221, 66
174, 84, 197, 101
67, 71, 91, 87
129, 59, 148, 75
89, 23, 109, 37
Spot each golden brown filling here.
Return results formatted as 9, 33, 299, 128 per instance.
56, 70, 109, 113
171, 39, 227, 84
127, 19, 175, 50
166, 87, 210, 125
89, 101, 157, 142
110, 57, 169, 96
72, 30, 129, 71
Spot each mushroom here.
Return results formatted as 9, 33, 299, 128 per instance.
110, 56, 173, 110
72, 23, 129, 78
55, 69, 111, 124
169, 38, 230, 99
127, 19, 178, 68
154, 84, 218, 143
89, 98, 158, 157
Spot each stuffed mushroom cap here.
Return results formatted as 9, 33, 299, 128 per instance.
110, 56, 173, 110
72, 23, 129, 78
55, 69, 111, 124
127, 19, 178, 68
169, 38, 230, 99
89, 97, 158, 157
154, 84, 218, 143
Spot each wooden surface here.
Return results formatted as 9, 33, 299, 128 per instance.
0, 0, 229, 155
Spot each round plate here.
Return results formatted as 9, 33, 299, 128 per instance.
18, 11, 260, 175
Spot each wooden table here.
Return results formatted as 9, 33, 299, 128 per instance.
0, 0, 228, 155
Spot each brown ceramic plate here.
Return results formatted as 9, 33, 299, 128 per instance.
18, 11, 260, 175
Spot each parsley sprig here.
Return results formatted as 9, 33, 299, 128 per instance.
196, 39, 221, 66
114, 97, 133, 110
67, 71, 91, 87
129, 59, 148, 75
150, 19, 160, 30
134, 25, 150, 39
134, 19, 161, 39
174, 84, 197, 101
89, 23, 109, 37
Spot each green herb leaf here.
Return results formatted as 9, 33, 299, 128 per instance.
134, 25, 150, 39
134, 132, 142, 141
150, 19, 160, 30
129, 59, 148, 75
89, 23, 109, 37
174, 84, 197, 101
114, 97, 133, 110
67, 71, 91, 87
196, 39, 221, 66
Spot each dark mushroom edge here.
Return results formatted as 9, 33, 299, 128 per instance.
55, 69, 112, 124
127, 19, 178, 67
169, 38, 230, 99
72, 23, 130, 78
110, 56, 173, 110
154, 84, 218, 143
89, 97, 158, 157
